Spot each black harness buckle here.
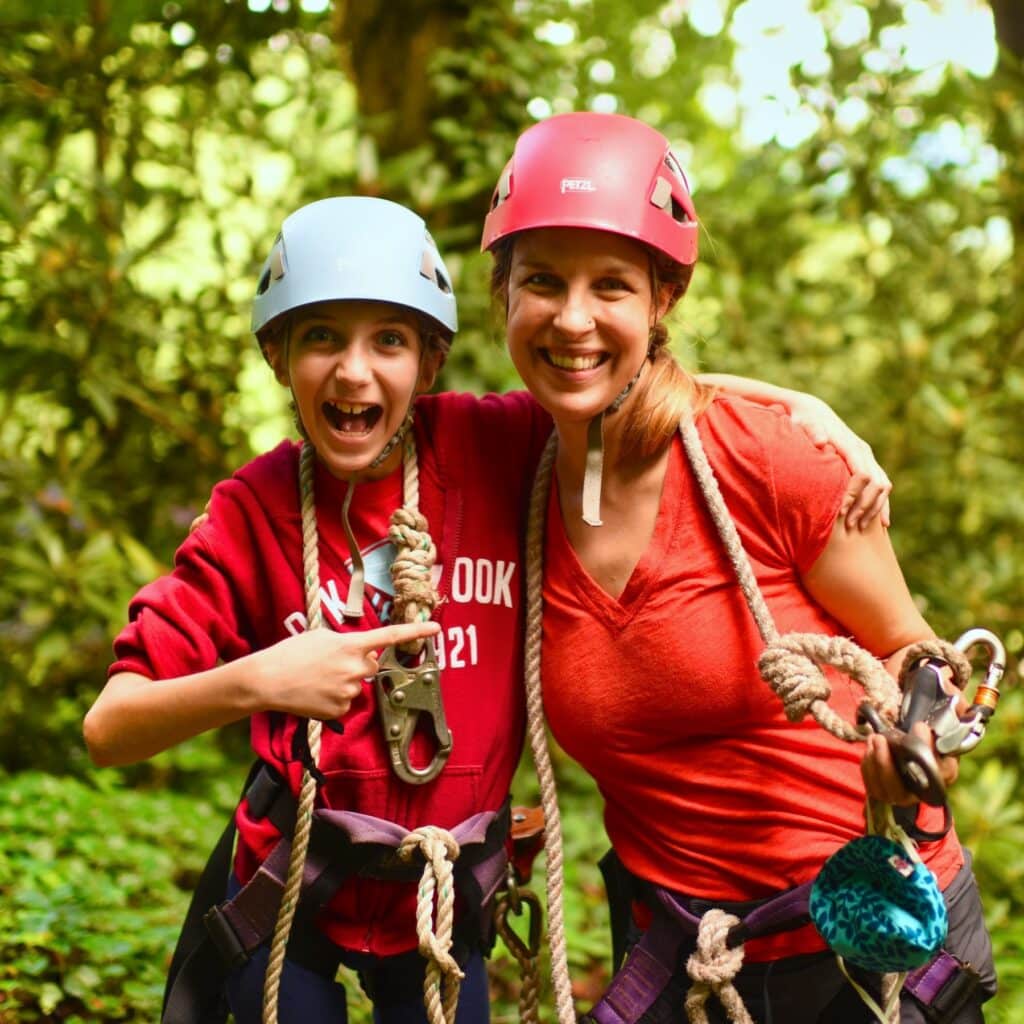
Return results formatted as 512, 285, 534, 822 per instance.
202, 903, 250, 970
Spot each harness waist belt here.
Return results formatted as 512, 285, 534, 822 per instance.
204, 765, 511, 967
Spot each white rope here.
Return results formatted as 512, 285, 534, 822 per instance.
398, 826, 464, 1024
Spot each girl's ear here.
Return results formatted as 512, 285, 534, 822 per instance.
260, 339, 290, 387
416, 345, 444, 394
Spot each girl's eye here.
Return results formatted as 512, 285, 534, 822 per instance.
298, 325, 335, 345
596, 277, 631, 292
378, 330, 409, 349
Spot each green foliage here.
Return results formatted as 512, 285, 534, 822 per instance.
0, 768, 237, 1022
1, 0, 1023, 1020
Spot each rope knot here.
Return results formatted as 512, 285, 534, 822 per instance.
389, 505, 439, 654
398, 826, 463, 1024
398, 824, 461, 865
758, 639, 832, 723
758, 632, 900, 743
684, 909, 753, 1024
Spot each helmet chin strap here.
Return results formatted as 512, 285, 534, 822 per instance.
580, 355, 647, 527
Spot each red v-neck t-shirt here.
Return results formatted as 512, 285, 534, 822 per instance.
539, 396, 963, 959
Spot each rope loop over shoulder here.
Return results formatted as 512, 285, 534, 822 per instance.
680, 417, 901, 739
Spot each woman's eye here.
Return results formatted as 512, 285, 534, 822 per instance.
524, 272, 559, 289
597, 277, 630, 292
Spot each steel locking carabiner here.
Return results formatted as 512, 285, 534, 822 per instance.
374, 635, 453, 785
926, 628, 1006, 757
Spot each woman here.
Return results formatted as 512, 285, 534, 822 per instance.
482, 111, 996, 1023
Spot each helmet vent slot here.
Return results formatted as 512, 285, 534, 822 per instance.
670, 196, 690, 224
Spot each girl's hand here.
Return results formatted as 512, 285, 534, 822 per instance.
190, 501, 211, 534
252, 620, 440, 720
860, 723, 959, 806
694, 375, 892, 531
786, 394, 892, 531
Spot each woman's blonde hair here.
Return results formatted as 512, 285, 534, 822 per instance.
489, 238, 716, 463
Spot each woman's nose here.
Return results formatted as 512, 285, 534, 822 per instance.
552, 288, 595, 337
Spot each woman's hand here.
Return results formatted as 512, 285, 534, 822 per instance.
252, 620, 440, 721
860, 724, 960, 806
785, 393, 892, 531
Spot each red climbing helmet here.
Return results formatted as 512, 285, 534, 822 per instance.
480, 112, 698, 267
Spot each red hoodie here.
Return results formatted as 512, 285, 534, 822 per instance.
110, 390, 551, 956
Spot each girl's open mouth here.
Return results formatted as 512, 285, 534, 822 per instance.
323, 400, 383, 435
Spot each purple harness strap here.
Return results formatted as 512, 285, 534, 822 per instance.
207, 804, 508, 965
588, 881, 814, 1024
905, 951, 961, 1003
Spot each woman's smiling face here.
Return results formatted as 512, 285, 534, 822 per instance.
505, 227, 671, 426
268, 300, 438, 479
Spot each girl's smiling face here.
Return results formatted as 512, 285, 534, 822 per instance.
504, 228, 673, 427
266, 300, 439, 479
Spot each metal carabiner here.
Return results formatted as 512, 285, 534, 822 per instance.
858, 701, 948, 806
494, 864, 543, 961
928, 628, 1006, 756
374, 635, 453, 785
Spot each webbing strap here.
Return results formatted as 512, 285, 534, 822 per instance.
162, 760, 262, 1024
588, 914, 686, 1024
904, 951, 982, 1019
587, 880, 815, 1024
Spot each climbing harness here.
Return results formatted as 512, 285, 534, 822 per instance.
522, 419, 1002, 1024
161, 761, 513, 1024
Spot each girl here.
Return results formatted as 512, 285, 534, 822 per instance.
85, 196, 552, 1024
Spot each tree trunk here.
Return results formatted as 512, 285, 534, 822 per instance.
992, 0, 1024, 61
332, 0, 473, 159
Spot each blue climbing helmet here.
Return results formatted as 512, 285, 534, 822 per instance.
252, 196, 458, 341
810, 834, 948, 972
